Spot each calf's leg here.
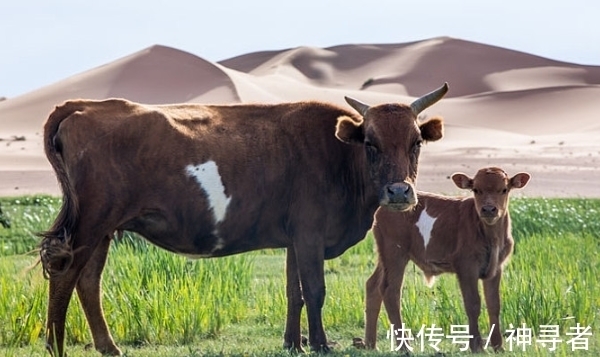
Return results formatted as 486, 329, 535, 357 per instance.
380, 255, 409, 351
364, 263, 383, 349
483, 269, 504, 351
457, 272, 484, 352
75, 235, 121, 356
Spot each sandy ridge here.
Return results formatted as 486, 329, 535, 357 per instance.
1, 37, 598, 197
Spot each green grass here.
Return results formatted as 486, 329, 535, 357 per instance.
0, 196, 598, 356
0, 196, 60, 255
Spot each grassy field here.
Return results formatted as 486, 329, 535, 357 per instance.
0, 196, 598, 356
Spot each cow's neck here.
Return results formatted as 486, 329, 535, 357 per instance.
361, 180, 381, 215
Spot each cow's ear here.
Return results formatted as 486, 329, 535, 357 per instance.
335, 115, 364, 144
419, 117, 443, 142
451, 173, 473, 190
510, 172, 531, 189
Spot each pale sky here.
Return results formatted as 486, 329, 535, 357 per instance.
1, 0, 599, 98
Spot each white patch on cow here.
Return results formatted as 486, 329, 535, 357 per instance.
185, 161, 231, 224
416, 209, 437, 249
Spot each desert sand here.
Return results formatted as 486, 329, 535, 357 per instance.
1, 37, 599, 198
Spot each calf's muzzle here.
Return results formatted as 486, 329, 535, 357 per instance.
480, 204, 500, 224
481, 205, 498, 215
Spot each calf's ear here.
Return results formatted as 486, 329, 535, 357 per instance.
335, 116, 365, 144
510, 172, 531, 189
451, 173, 473, 190
419, 117, 444, 142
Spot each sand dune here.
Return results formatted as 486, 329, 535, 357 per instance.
1, 37, 599, 197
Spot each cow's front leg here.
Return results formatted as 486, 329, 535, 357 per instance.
283, 247, 305, 352
293, 241, 329, 353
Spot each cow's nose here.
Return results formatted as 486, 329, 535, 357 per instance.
481, 205, 497, 216
386, 182, 413, 203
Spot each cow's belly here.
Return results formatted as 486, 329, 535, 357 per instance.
117, 158, 371, 259
119, 206, 290, 258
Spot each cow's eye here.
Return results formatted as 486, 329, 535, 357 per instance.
502, 188, 508, 194
365, 141, 379, 154
412, 140, 423, 155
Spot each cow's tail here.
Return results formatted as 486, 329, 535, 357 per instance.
38, 101, 83, 278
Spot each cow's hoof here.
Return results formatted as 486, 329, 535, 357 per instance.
310, 340, 339, 353
283, 341, 306, 354
310, 343, 331, 353
352, 337, 366, 349
96, 344, 122, 356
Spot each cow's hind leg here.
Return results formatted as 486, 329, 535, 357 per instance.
44, 240, 100, 356
43, 212, 116, 356
75, 235, 121, 356
45, 265, 80, 356
283, 247, 305, 353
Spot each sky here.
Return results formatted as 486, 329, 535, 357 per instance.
1, 0, 599, 98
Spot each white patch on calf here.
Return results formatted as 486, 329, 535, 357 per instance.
416, 209, 437, 249
186, 161, 231, 224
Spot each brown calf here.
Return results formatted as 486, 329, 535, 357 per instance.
363, 167, 530, 352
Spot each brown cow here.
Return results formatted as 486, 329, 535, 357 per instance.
362, 167, 530, 353
39, 83, 448, 356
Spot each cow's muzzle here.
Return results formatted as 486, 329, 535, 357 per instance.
381, 182, 417, 211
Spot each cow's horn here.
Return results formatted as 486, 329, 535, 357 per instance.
345, 96, 370, 117
410, 82, 449, 116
